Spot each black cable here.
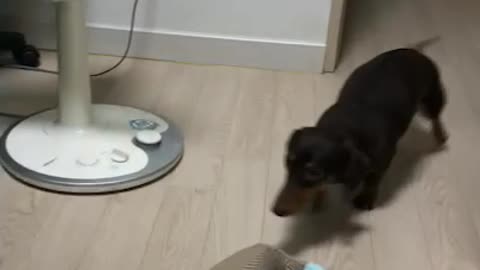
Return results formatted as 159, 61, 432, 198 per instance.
0, 64, 59, 74
0, 0, 139, 77
90, 0, 139, 77
0, 112, 23, 118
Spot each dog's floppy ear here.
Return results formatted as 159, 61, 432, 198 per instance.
340, 139, 371, 189
288, 127, 307, 143
286, 127, 310, 152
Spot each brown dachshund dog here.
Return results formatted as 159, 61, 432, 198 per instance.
273, 38, 447, 217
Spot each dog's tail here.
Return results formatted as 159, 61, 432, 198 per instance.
408, 36, 441, 52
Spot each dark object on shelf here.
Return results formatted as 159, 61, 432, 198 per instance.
0, 31, 40, 67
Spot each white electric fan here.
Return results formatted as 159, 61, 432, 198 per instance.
0, 0, 184, 193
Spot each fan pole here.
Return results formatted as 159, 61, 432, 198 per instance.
55, 0, 91, 127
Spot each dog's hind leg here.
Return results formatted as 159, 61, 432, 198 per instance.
421, 73, 448, 145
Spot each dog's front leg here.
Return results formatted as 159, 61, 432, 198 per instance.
352, 172, 382, 210
311, 186, 327, 212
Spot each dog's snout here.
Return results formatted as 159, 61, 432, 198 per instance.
272, 182, 320, 217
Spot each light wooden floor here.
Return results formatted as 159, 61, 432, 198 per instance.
1, 0, 480, 269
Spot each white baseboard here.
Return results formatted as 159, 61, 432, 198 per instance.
11, 22, 326, 72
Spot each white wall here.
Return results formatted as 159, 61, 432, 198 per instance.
87, 0, 330, 44
1, 0, 332, 71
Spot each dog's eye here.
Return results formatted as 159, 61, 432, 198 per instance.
305, 161, 315, 169
286, 154, 296, 164
305, 165, 325, 179
306, 170, 324, 178
301, 169, 325, 187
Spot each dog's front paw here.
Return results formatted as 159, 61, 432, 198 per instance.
311, 188, 327, 213
312, 196, 326, 213
433, 120, 448, 146
352, 193, 375, 210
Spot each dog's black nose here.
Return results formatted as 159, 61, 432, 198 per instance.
272, 207, 290, 217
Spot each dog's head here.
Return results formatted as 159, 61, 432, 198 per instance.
272, 127, 370, 217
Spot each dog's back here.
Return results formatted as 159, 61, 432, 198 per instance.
339, 49, 438, 109
317, 48, 442, 156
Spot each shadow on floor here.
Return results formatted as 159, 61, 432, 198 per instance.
279, 119, 445, 255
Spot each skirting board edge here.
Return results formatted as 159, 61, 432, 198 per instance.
10, 22, 326, 72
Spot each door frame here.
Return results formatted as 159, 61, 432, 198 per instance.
323, 0, 347, 72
